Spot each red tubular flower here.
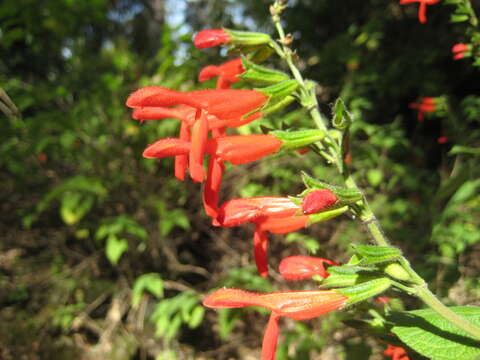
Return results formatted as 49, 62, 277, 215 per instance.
437, 136, 449, 144
256, 215, 309, 234
452, 43, 471, 60
279, 256, 339, 281
215, 197, 301, 227
214, 196, 304, 277
409, 97, 436, 121
143, 138, 190, 159
375, 296, 391, 305
175, 121, 191, 181
207, 134, 282, 165
384, 344, 411, 360
302, 189, 339, 215
203, 288, 348, 360
127, 87, 267, 122
203, 155, 225, 218
194, 29, 231, 49
128, 87, 268, 182
199, 58, 245, 89
399, 0, 440, 24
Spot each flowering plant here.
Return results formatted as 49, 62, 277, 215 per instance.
126, 0, 480, 359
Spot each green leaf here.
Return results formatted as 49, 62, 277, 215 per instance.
388, 307, 480, 360
132, 273, 164, 308
332, 98, 353, 130
450, 14, 469, 22
105, 235, 128, 265
367, 168, 383, 187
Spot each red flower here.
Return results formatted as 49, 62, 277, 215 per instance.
302, 189, 339, 215
127, 87, 268, 182
214, 196, 308, 277
399, 0, 440, 24
437, 136, 448, 144
384, 344, 410, 360
279, 256, 339, 281
375, 296, 391, 305
194, 29, 232, 49
452, 43, 471, 60
203, 288, 347, 360
199, 58, 245, 89
143, 134, 282, 165
215, 196, 300, 227
409, 97, 436, 121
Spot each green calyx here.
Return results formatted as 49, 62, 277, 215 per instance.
255, 79, 300, 99
301, 172, 363, 204
270, 129, 326, 150
224, 29, 272, 46
383, 263, 412, 282
239, 57, 290, 85
307, 205, 349, 225
350, 244, 402, 265
337, 278, 392, 305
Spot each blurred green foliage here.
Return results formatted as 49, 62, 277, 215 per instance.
1, 0, 479, 359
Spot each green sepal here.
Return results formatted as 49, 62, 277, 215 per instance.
239, 57, 290, 85
383, 263, 412, 282
224, 29, 272, 46
331, 97, 353, 130
328, 264, 378, 275
301, 172, 363, 204
337, 278, 392, 305
320, 273, 378, 288
351, 245, 402, 265
307, 205, 348, 225
249, 46, 275, 63
261, 95, 295, 116
270, 129, 326, 150
255, 79, 300, 99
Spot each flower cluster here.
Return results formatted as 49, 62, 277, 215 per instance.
126, 27, 394, 360
408, 97, 437, 121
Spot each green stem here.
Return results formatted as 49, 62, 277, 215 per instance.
415, 284, 480, 340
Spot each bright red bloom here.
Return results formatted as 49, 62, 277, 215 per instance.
143, 134, 282, 167
207, 134, 282, 165
203, 288, 347, 360
199, 58, 245, 89
279, 256, 339, 281
214, 196, 307, 277
452, 43, 471, 60
399, 0, 440, 24
375, 296, 391, 305
127, 87, 268, 182
437, 136, 448, 144
127, 86, 267, 122
302, 189, 339, 215
215, 197, 301, 227
194, 29, 231, 49
409, 97, 436, 121
384, 344, 410, 360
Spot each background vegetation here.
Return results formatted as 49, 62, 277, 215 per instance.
1, 0, 479, 359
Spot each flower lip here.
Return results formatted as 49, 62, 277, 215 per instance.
143, 138, 190, 159
279, 255, 338, 281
